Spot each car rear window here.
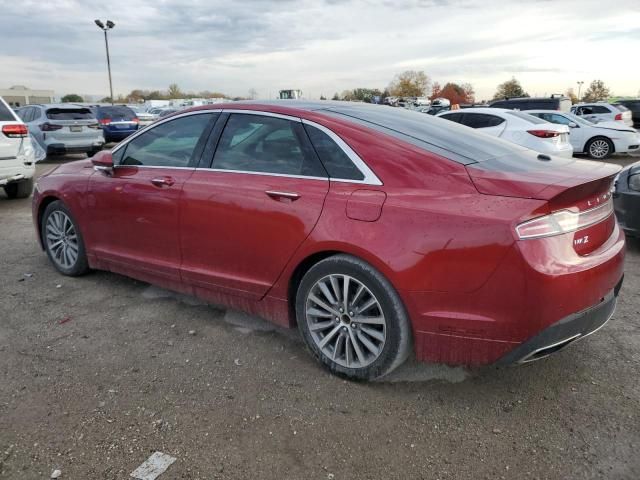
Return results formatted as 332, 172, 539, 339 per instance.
46, 108, 94, 120
99, 106, 136, 119
505, 111, 547, 124
613, 104, 629, 112
0, 99, 16, 121
319, 104, 528, 164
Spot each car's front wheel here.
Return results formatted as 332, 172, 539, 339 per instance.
586, 137, 613, 159
296, 254, 411, 381
42, 201, 90, 276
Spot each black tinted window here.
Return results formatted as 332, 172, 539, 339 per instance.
99, 106, 136, 119
462, 113, 505, 128
46, 108, 94, 120
0, 100, 15, 121
121, 113, 214, 167
213, 114, 325, 177
304, 124, 363, 180
590, 105, 610, 114
439, 112, 464, 123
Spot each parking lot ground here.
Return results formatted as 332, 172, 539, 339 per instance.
0, 154, 639, 479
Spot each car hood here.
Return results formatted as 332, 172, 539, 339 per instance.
465, 150, 621, 200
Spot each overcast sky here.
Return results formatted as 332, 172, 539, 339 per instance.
2, 0, 639, 100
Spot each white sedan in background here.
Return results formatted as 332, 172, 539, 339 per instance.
436, 107, 573, 157
527, 110, 640, 160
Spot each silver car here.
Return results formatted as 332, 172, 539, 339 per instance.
16, 104, 104, 156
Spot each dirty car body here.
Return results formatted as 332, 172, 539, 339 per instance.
32, 101, 625, 379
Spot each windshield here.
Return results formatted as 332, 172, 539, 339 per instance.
99, 106, 136, 119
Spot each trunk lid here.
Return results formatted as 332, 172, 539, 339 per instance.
466, 151, 621, 256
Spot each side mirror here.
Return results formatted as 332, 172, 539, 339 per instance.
568, 122, 578, 128
91, 150, 113, 175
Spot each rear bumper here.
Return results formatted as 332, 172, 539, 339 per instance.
0, 161, 35, 184
497, 276, 622, 364
46, 143, 102, 155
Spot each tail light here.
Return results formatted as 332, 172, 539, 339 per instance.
132, 117, 139, 124
516, 199, 614, 239
2, 124, 28, 138
527, 130, 560, 138
39, 123, 63, 131
614, 113, 623, 121
99, 118, 111, 125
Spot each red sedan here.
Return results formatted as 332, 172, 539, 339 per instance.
32, 102, 625, 380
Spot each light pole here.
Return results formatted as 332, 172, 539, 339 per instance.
95, 19, 115, 105
576, 81, 584, 102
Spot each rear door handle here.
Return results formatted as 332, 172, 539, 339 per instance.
151, 177, 175, 187
265, 190, 300, 201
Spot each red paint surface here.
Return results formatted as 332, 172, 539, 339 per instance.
32, 103, 625, 366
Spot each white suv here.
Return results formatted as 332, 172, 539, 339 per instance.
0, 97, 35, 198
571, 102, 634, 128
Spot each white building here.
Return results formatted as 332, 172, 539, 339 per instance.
0, 85, 55, 107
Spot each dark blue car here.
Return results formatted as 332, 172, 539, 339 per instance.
92, 105, 139, 143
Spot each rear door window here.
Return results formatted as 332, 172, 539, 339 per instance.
46, 108, 94, 120
303, 124, 363, 180
212, 114, 326, 177
99, 106, 136, 120
590, 105, 610, 114
461, 113, 505, 129
438, 112, 464, 123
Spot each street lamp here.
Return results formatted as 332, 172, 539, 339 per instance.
95, 19, 115, 105
576, 81, 584, 102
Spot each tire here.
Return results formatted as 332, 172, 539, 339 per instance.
586, 137, 614, 160
3, 178, 34, 199
41, 200, 90, 276
295, 254, 412, 381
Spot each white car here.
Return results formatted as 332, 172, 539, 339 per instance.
126, 105, 155, 127
0, 96, 36, 198
527, 110, 640, 159
571, 103, 634, 128
436, 107, 573, 157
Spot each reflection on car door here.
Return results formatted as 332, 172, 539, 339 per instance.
180, 112, 329, 299
86, 112, 216, 282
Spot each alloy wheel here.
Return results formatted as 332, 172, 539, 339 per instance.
45, 210, 79, 269
305, 274, 386, 369
589, 139, 610, 159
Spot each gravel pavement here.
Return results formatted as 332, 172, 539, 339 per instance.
0, 154, 638, 479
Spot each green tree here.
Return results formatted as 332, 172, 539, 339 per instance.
387, 70, 431, 97
61, 94, 84, 103
320, 95, 327, 100
332, 92, 340, 101
493, 77, 528, 100
582, 80, 610, 102
351, 88, 383, 103
168, 83, 183, 98
565, 87, 578, 104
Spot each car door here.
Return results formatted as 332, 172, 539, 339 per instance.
179, 111, 329, 299
86, 111, 217, 282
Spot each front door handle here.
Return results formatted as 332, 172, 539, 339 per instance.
151, 177, 175, 187
265, 190, 300, 201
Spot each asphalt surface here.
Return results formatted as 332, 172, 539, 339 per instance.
0, 153, 639, 480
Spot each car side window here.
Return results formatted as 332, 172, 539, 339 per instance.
212, 114, 326, 177
538, 113, 572, 125
303, 124, 363, 181
120, 113, 215, 167
439, 112, 464, 123
590, 105, 610, 114
462, 113, 505, 129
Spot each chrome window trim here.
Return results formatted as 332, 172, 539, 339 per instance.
109, 108, 383, 186
195, 168, 328, 181
301, 119, 382, 186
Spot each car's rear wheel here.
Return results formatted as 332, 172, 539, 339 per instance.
296, 254, 411, 381
42, 201, 90, 276
3, 178, 34, 199
586, 137, 613, 159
